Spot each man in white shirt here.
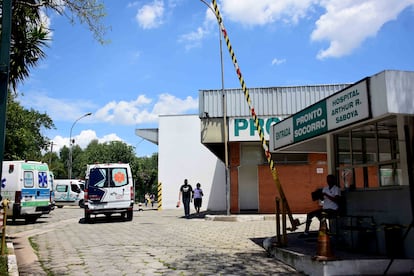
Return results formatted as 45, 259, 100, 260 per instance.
302, 174, 341, 236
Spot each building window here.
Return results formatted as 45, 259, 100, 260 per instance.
271, 153, 308, 164
335, 117, 399, 189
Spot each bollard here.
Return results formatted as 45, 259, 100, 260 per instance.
275, 197, 281, 246
1, 199, 9, 255
274, 197, 287, 247
281, 198, 287, 246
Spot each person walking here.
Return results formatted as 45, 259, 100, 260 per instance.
193, 183, 203, 214
178, 179, 193, 218
144, 193, 150, 207
150, 193, 155, 207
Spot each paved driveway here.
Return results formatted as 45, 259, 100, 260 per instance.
7, 207, 303, 275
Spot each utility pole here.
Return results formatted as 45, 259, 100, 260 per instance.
68, 112, 92, 179
49, 141, 55, 165
0, 0, 13, 193
199, 0, 230, 215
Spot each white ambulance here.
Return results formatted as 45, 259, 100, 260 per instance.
1, 160, 52, 223
84, 163, 134, 222
54, 179, 85, 208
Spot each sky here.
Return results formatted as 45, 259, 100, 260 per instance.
17, 0, 414, 157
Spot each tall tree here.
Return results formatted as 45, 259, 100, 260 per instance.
45, 0, 108, 44
9, 0, 50, 91
69, 140, 137, 179
105, 141, 136, 164
70, 144, 84, 178
4, 92, 54, 160
133, 153, 158, 202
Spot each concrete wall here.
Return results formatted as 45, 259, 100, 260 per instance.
369, 70, 414, 117
158, 115, 226, 211
345, 186, 414, 258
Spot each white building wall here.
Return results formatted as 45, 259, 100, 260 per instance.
158, 114, 226, 211
369, 70, 414, 117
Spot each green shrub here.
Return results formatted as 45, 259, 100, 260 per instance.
0, 255, 8, 275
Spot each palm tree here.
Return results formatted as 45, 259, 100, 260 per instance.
9, 0, 50, 91
4, 0, 107, 91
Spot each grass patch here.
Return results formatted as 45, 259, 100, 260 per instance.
29, 237, 55, 276
29, 237, 39, 252
0, 255, 7, 275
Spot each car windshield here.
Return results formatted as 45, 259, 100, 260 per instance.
88, 168, 128, 188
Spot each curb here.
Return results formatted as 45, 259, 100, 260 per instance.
7, 241, 18, 276
205, 214, 276, 222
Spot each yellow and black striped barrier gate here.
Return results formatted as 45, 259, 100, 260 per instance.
157, 182, 162, 211
211, 0, 299, 230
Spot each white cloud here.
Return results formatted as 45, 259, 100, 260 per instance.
179, 7, 216, 49
271, 58, 286, 66
135, 0, 165, 29
152, 93, 198, 114
51, 130, 122, 153
179, 26, 209, 50
220, 0, 318, 26
94, 95, 154, 125
19, 91, 95, 122
45, 93, 197, 153
127, 1, 140, 8
312, 0, 414, 59
21, 91, 197, 126
184, 0, 413, 58
94, 94, 198, 125
180, 0, 317, 50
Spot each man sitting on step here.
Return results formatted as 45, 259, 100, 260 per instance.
300, 174, 341, 237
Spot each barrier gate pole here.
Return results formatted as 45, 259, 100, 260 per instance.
210, 0, 299, 231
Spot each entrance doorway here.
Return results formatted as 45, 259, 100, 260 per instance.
238, 165, 258, 212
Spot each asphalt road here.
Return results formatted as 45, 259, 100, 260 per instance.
6, 206, 303, 275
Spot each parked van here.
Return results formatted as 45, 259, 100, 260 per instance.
54, 179, 85, 208
84, 163, 134, 222
1, 160, 52, 223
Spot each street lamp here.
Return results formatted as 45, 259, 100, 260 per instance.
199, 0, 230, 215
68, 112, 92, 179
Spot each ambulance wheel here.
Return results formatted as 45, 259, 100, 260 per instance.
126, 210, 133, 221
84, 211, 91, 223
25, 215, 39, 224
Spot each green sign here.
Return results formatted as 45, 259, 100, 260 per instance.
230, 117, 281, 141
22, 163, 49, 171
271, 80, 370, 150
293, 101, 327, 143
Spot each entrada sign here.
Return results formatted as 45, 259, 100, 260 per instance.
230, 117, 281, 141
271, 80, 370, 150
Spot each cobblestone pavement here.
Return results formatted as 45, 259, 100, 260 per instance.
7, 206, 304, 275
